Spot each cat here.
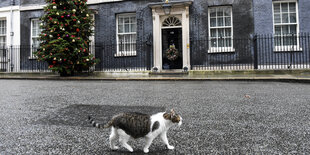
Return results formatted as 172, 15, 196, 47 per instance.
88, 109, 182, 153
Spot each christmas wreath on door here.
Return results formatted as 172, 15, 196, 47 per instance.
165, 44, 179, 61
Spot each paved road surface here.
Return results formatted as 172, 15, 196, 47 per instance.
0, 80, 309, 154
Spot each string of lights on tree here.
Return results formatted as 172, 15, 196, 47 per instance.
35, 0, 98, 76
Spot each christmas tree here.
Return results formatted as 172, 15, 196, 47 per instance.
35, 0, 98, 76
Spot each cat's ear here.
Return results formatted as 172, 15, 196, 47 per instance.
170, 109, 175, 116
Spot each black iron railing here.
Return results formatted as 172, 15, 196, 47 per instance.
0, 33, 309, 73
191, 33, 310, 70
190, 37, 253, 70
0, 45, 50, 72
19, 45, 50, 72
254, 33, 310, 70
0, 46, 8, 72
94, 42, 152, 72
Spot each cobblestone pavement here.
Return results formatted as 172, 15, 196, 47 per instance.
0, 80, 310, 154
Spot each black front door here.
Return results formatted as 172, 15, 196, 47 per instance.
162, 28, 183, 70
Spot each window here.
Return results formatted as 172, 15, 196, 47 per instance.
89, 14, 95, 55
0, 19, 6, 47
116, 13, 137, 57
0, 19, 6, 58
30, 19, 42, 58
31, 19, 42, 57
208, 6, 234, 53
273, 1, 300, 51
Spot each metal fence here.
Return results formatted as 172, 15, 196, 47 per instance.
254, 33, 310, 70
191, 33, 310, 70
0, 33, 309, 73
94, 42, 153, 72
190, 37, 254, 70
0, 46, 50, 72
0, 43, 152, 72
19, 45, 50, 72
0, 46, 9, 72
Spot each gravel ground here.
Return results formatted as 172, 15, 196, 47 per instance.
0, 80, 310, 154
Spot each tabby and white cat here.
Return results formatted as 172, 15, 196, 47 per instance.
88, 109, 182, 153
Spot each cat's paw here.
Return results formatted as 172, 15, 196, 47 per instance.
127, 147, 134, 153
167, 145, 175, 150
143, 148, 149, 153
111, 146, 119, 151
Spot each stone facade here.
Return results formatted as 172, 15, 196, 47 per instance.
0, 0, 309, 72
253, 0, 310, 34
253, 0, 310, 67
17, 0, 254, 46
0, 0, 20, 7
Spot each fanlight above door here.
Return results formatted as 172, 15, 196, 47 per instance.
162, 16, 182, 27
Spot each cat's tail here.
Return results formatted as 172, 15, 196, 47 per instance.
88, 116, 113, 129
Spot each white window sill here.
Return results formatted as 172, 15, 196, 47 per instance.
114, 51, 137, 57
208, 47, 235, 53
28, 56, 38, 60
274, 46, 303, 52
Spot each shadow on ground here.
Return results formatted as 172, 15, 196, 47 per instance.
34, 105, 166, 127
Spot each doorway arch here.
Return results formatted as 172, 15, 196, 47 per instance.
161, 16, 183, 70
150, 2, 192, 72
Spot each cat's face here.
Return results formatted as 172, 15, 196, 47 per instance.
172, 114, 182, 127
164, 109, 182, 126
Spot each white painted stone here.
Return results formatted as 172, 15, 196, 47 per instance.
151, 2, 192, 71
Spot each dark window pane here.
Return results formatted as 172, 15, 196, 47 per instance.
274, 14, 281, 23
210, 8, 216, 17
290, 13, 296, 23
289, 25, 297, 34
274, 36, 281, 46
218, 29, 224, 37
281, 3, 288, 13
218, 38, 224, 47
217, 8, 223, 16
225, 17, 231, 26
225, 28, 231, 37
211, 29, 217, 37
211, 39, 217, 47
210, 18, 216, 27
274, 3, 280, 13
282, 13, 289, 23
275, 26, 281, 34
218, 17, 224, 26
282, 25, 289, 34
289, 3, 296, 12
225, 38, 231, 47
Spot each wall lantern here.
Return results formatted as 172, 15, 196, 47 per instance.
153, 66, 158, 72
162, 0, 172, 15
183, 66, 188, 72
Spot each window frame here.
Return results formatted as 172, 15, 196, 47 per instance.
0, 18, 7, 47
115, 13, 137, 57
89, 14, 95, 56
208, 6, 235, 53
30, 18, 42, 58
272, 0, 301, 52
0, 18, 7, 59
